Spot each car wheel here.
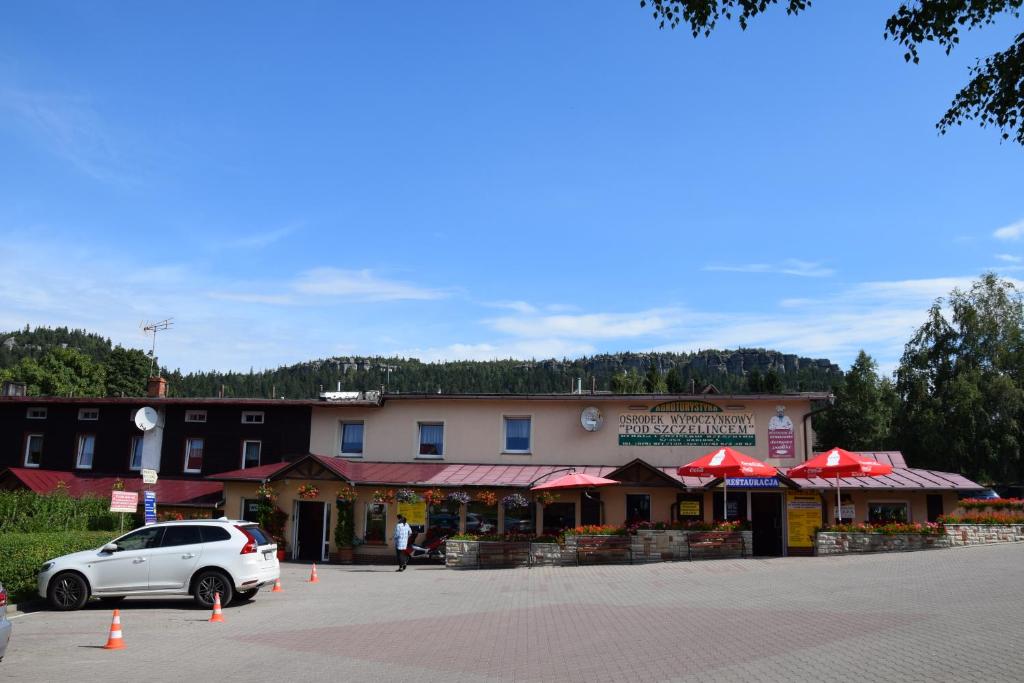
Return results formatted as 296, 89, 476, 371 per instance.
99, 596, 126, 604
235, 588, 258, 601
48, 572, 89, 611
192, 570, 233, 609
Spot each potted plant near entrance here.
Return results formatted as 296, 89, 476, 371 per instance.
333, 487, 357, 564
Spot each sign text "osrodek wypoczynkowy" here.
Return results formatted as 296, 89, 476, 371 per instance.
618, 401, 756, 447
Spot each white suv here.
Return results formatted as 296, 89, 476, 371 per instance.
37, 519, 279, 611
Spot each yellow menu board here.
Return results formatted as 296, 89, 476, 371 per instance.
678, 500, 701, 517
786, 492, 821, 548
397, 501, 426, 526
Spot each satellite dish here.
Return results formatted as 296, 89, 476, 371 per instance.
134, 407, 159, 431
580, 406, 603, 432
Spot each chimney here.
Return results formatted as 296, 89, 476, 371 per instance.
147, 376, 168, 398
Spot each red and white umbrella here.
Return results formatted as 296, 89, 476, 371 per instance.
531, 472, 619, 491
677, 447, 777, 520
786, 448, 894, 521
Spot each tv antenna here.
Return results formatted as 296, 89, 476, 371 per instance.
141, 318, 173, 376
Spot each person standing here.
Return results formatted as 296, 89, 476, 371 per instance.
393, 514, 412, 572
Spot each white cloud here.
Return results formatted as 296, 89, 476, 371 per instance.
995, 254, 1022, 263
227, 226, 296, 249
484, 300, 538, 314
488, 309, 683, 340
703, 259, 834, 278
293, 268, 447, 301
0, 86, 133, 185
993, 219, 1024, 240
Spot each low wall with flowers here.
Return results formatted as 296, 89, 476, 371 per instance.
943, 524, 1024, 546
629, 528, 753, 561
816, 518, 1024, 555
816, 531, 953, 555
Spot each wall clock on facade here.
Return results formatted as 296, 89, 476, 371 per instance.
580, 406, 603, 432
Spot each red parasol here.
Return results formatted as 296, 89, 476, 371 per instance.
677, 447, 777, 520
531, 472, 620, 491
786, 448, 894, 521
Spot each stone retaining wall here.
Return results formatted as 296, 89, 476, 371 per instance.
944, 524, 1024, 546
816, 524, 1024, 555
448, 531, 753, 568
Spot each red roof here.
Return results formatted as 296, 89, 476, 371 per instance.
0, 468, 223, 507
208, 451, 980, 491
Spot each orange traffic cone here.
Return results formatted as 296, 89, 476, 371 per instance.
308, 563, 319, 583
103, 609, 125, 650
208, 592, 225, 623
272, 577, 283, 593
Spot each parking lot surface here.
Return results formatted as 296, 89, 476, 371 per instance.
5, 543, 1024, 682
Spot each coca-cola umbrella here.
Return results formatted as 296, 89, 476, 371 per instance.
786, 448, 894, 522
677, 447, 778, 520
531, 472, 620, 491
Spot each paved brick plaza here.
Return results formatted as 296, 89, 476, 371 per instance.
6, 543, 1023, 682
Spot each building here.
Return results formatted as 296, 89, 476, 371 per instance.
211, 392, 981, 562
1, 384, 983, 556
0, 378, 313, 513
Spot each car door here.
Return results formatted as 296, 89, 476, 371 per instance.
147, 525, 204, 590
90, 526, 164, 593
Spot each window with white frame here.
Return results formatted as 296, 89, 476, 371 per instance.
184, 437, 204, 473
76, 434, 96, 469
78, 408, 99, 421
340, 422, 364, 455
24, 434, 43, 467
868, 501, 909, 524
129, 435, 145, 470
242, 440, 261, 469
241, 411, 265, 424
185, 410, 207, 423
26, 407, 47, 420
418, 422, 444, 457
504, 416, 531, 452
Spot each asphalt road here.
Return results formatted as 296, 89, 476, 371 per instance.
4, 543, 1023, 682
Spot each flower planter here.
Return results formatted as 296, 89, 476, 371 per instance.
276, 548, 287, 561
332, 547, 354, 564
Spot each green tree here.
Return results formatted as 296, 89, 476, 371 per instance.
895, 273, 1024, 483
611, 369, 647, 393
814, 351, 898, 451
104, 346, 153, 397
640, 1, 1024, 145
746, 368, 764, 393
762, 369, 783, 394
0, 347, 106, 396
644, 364, 668, 393
665, 366, 685, 392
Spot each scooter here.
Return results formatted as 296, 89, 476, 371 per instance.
407, 532, 447, 562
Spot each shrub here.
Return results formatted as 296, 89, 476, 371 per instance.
958, 498, 1024, 511
939, 511, 1024, 525
0, 490, 125, 533
1, 531, 115, 602
820, 521, 945, 535
561, 524, 627, 537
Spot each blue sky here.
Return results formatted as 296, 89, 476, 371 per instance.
1, 3, 1021, 374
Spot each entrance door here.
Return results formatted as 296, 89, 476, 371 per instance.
750, 493, 783, 556
297, 501, 326, 561
926, 494, 944, 522
580, 490, 602, 526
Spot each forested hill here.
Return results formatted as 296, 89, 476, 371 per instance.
0, 326, 842, 398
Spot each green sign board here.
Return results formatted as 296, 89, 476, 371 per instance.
618, 401, 756, 447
